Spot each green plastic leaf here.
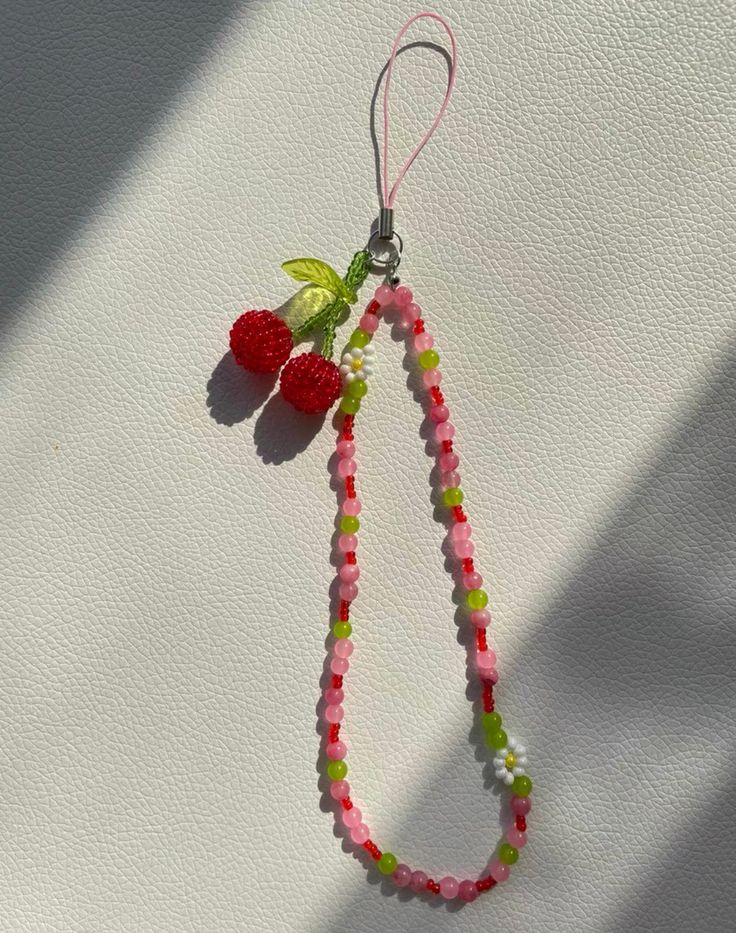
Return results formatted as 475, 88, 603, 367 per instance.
281, 258, 355, 303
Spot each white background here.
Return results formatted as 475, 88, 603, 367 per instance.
2, 2, 735, 931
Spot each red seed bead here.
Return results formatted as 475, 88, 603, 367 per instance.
345, 551, 357, 564
342, 798, 353, 810
333, 674, 343, 689
442, 440, 454, 453
452, 506, 467, 523
363, 841, 381, 860
328, 724, 340, 742
476, 876, 497, 892
477, 630, 488, 652
430, 386, 444, 405
427, 880, 440, 894
365, 299, 380, 315
339, 600, 350, 620
482, 682, 494, 712
345, 476, 356, 498
343, 415, 354, 430
516, 815, 527, 832
413, 319, 425, 334
462, 558, 474, 572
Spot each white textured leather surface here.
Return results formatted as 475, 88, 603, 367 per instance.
2, 2, 735, 930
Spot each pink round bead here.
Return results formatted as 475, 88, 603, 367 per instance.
337, 458, 357, 478
330, 779, 350, 800
326, 740, 347, 760
374, 284, 395, 307
324, 686, 344, 705
470, 609, 491, 628
324, 704, 344, 723
338, 582, 358, 602
439, 876, 459, 899
430, 404, 450, 423
452, 522, 472, 541
463, 571, 484, 590
334, 638, 354, 659
339, 563, 360, 583
414, 332, 434, 352
435, 421, 455, 442
506, 828, 527, 848
485, 668, 499, 684
458, 879, 478, 902
511, 795, 532, 816
401, 303, 422, 328
393, 863, 412, 887
490, 859, 510, 883
359, 313, 380, 333
455, 539, 475, 559
342, 806, 362, 828
439, 450, 459, 471
338, 534, 358, 552
336, 439, 355, 458
442, 470, 462, 489
342, 497, 362, 516
330, 657, 349, 676
350, 822, 370, 844
410, 870, 429, 894
422, 367, 442, 387
393, 285, 413, 308
476, 648, 497, 671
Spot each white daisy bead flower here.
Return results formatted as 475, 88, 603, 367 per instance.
339, 344, 375, 384
493, 737, 527, 787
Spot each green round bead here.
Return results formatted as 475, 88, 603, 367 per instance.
467, 588, 488, 610
333, 621, 352, 639
327, 760, 347, 781
498, 843, 519, 865
486, 729, 508, 750
418, 349, 440, 370
442, 486, 464, 507
377, 852, 397, 875
513, 774, 533, 797
349, 328, 371, 348
347, 379, 368, 399
340, 395, 361, 414
340, 515, 360, 534
482, 712, 503, 733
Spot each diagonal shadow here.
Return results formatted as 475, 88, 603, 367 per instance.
0, 0, 246, 336
316, 342, 736, 930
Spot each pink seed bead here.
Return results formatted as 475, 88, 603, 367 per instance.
458, 879, 478, 902
442, 470, 462, 489
463, 572, 483, 590
414, 332, 434, 352
337, 458, 357, 478
336, 439, 355, 458
422, 367, 442, 386
430, 404, 450, 423
452, 522, 472, 541
330, 779, 350, 800
374, 284, 395, 307
435, 421, 455, 442
324, 687, 344, 705
476, 648, 497, 671
455, 539, 475, 559
393, 864, 412, 887
334, 638, 354, 659
490, 859, 510, 883
330, 657, 349, 676
324, 704, 344, 723
393, 285, 413, 307
326, 741, 347, 760
339, 582, 358, 602
339, 563, 360, 583
410, 870, 429, 894
401, 302, 421, 328
351, 822, 370, 844
359, 313, 380, 334
439, 876, 459, 899
439, 450, 459, 471
511, 795, 532, 816
506, 828, 527, 848
342, 497, 362, 516
342, 806, 362, 828
338, 534, 358, 552
470, 609, 491, 628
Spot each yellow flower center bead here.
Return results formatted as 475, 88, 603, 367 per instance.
505, 752, 517, 769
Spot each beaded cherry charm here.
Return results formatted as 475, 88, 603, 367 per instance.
229, 12, 533, 902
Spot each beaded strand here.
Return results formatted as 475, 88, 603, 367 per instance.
322, 284, 533, 900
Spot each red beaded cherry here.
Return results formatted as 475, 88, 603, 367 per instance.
229, 309, 293, 374
280, 352, 342, 414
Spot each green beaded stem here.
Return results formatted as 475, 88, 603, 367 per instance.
291, 250, 372, 359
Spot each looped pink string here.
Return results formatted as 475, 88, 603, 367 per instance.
381, 11, 458, 210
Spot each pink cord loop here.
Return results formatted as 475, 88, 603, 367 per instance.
381, 12, 458, 211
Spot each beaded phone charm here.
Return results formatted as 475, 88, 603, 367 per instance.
229, 12, 532, 901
